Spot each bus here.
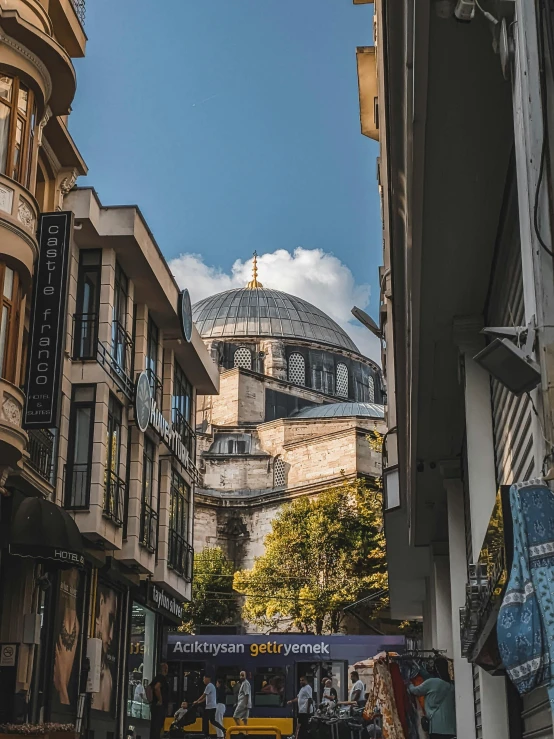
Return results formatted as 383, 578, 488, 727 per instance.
162, 633, 405, 735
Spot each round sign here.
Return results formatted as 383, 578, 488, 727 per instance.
135, 371, 152, 433
179, 288, 193, 343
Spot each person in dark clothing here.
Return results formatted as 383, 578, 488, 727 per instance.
193, 675, 226, 739
150, 663, 170, 739
215, 678, 227, 739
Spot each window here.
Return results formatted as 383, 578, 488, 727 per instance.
0, 74, 36, 187
336, 363, 348, 398
104, 394, 124, 525
112, 262, 131, 373
254, 668, 286, 707
368, 375, 375, 402
128, 603, 156, 720
173, 362, 195, 457
146, 315, 161, 402
65, 385, 95, 508
208, 433, 252, 455
288, 352, 305, 386
0, 262, 21, 383
215, 668, 242, 706
169, 469, 192, 578
234, 347, 252, 370
273, 456, 285, 487
73, 250, 101, 359
140, 437, 157, 552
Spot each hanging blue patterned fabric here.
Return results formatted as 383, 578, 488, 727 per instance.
497, 480, 554, 713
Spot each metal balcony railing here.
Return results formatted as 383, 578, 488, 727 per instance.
27, 429, 54, 482
73, 314, 134, 400
146, 367, 163, 407
70, 0, 85, 25
172, 407, 196, 459
168, 529, 193, 582
64, 462, 90, 509
103, 469, 125, 527
140, 501, 158, 553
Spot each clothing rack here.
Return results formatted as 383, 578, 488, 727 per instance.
383, 649, 447, 663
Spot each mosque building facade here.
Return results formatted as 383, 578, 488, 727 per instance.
192, 257, 386, 570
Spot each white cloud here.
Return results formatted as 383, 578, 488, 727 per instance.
169, 247, 381, 361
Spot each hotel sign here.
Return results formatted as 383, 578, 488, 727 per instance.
135, 371, 189, 467
24, 212, 73, 429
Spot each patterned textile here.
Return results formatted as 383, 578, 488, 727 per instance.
371, 661, 406, 738
390, 662, 409, 739
497, 482, 554, 709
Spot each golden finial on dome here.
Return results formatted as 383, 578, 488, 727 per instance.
246, 251, 263, 289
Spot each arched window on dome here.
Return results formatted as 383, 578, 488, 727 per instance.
368, 375, 375, 403
336, 363, 349, 398
234, 347, 252, 370
288, 352, 305, 386
273, 456, 286, 487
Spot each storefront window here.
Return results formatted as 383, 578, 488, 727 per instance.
92, 582, 121, 715
254, 667, 286, 706
51, 569, 83, 717
128, 602, 156, 720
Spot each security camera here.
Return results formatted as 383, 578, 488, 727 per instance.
455, 0, 475, 21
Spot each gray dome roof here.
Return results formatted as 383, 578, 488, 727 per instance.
192, 287, 359, 353
291, 402, 385, 419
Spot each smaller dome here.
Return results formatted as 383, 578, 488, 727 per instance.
291, 402, 385, 419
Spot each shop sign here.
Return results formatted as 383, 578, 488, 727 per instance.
150, 583, 183, 621
135, 371, 189, 467
0, 644, 16, 667
23, 212, 73, 429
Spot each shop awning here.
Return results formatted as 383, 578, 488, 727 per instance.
9, 496, 84, 567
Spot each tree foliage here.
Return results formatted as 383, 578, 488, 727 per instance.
180, 547, 238, 633
233, 477, 387, 634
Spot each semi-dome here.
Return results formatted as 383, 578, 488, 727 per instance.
192, 287, 359, 353
291, 402, 384, 419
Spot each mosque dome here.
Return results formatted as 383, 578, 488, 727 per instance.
291, 402, 385, 419
192, 287, 359, 354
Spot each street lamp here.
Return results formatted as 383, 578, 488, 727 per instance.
351, 306, 382, 338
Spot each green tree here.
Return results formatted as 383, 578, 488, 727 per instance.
180, 547, 238, 633
233, 477, 387, 634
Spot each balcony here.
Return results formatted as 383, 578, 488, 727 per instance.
73, 314, 134, 400
0, 379, 27, 471
168, 529, 193, 582
0, 174, 39, 289
140, 501, 158, 553
64, 462, 90, 509
104, 469, 125, 527
27, 429, 54, 483
172, 407, 196, 460
146, 367, 163, 408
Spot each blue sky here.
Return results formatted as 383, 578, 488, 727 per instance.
70, 0, 381, 357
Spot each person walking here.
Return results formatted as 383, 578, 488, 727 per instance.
349, 671, 366, 706
149, 663, 170, 739
287, 676, 313, 739
408, 658, 456, 739
233, 671, 251, 726
215, 678, 227, 739
193, 675, 226, 739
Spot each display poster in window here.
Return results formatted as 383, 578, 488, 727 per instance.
92, 582, 120, 714
23, 211, 73, 429
52, 569, 82, 715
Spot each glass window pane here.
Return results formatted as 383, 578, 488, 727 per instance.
0, 76, 12, 102
0, 103, 10, 174
17, 86, 28, 115
3, 267, 13, 300
128, 603, 155, 720
74, 385, 95, 403
74, 407, 92, 464
0, 304, 8, 376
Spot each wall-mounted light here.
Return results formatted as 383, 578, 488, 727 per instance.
473, 318, 541, 396
351, 306, 382, 338
383, 465, 400, 511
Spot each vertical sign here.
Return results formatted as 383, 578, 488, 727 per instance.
23, 211, 73, 429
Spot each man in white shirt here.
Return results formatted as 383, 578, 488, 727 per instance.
233, 670, 252, 725
287, 677, 313, 739
193, 675, 226, 739
348, 671, 366, 706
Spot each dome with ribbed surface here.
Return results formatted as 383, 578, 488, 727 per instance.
192, 287, 359, 353
291, 402, 384, 419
